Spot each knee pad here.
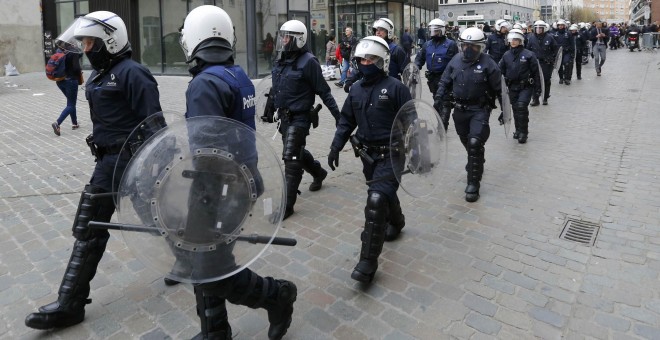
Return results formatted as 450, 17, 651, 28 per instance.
365, 191, 389, 222
72, 185, 115, 240
467, 137, 483, 151
282, 126, 307, 161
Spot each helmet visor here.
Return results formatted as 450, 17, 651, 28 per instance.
428, 25, 445, 36
276, 31, 303, 52
55, 18, 84, 53
80, 37, 106, 53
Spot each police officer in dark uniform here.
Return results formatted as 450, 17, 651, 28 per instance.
178, 6, 297, 339
25, 11, 162, 330
415, 19, 458, 100
433, 27, 501, 202
342, 18, 409, 93
554, 19, 575, 85
570, 24, 587, 80
485, 19, 512, 64
328, 36, 412, 283
526, 20, 558, 106
499, 28, 541, 144
271, 20, 341, 220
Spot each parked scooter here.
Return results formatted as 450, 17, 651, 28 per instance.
627, 32, 641, 52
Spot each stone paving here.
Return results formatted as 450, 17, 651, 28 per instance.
1, 50, 660, 340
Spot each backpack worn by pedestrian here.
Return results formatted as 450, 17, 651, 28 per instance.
45, 52, 67, 81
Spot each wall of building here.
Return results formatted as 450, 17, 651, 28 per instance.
0, 0, 44, 76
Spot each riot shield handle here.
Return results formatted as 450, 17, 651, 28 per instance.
88, 221, 297, 246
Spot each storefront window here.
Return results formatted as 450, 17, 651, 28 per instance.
256, 0, 284, 76
223, 0, 248, 71
138, 0, 162, 74
159, 0, 187, 74
386, 2, 402, 41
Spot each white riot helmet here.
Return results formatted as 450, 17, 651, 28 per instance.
585, 23, 592, 30
73, 11, 128, 55
507, 28, 526, 46
495, 19, 512, 33
372, 18, 394, 40
533, 20, 546, 34
428, 19, 447, 37
556, 19, 567, 29
578, 22, 586, 29
277, 20, 307, 55
512, 23, 524, 30
458, 27, 486, 62
180, 5, 234, 61
352, 36, 390, 75
569, 24, 579, 32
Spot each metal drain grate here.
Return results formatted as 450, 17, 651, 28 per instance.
559, 218, 600, 246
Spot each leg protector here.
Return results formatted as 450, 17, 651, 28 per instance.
224, 269, 297, 340
465, 138, 484, 203
302, 151, 327, 192
384, 200, 405, 242
283, 160, 304, 220
352, 191, 388, 283
26, 185, 114, 330
543, 81, 551, 102
513, 102, 530, 143
193, 287, 231, 340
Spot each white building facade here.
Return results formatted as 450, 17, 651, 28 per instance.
438, 0, 541, 29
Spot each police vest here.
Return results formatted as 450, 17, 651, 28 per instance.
425, 39, 454, 73
202, 65, 256, 130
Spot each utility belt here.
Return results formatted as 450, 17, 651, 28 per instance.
86, 134, 140, 161
505, 78, 534, 87
349, 135, 395, 164
453, 97, 487, 110
279, 103, 322, 128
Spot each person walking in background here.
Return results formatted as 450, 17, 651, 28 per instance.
401, 27, 414, 59
262, 32, 275, 61
51, 44, 82, 136
335, 26, 358, 88
325, 35, 337, 66
590, 21, 609, 76
417, 23, 427, 47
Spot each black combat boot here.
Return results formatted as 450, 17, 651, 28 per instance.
282, 161, 304, 220
352, 192, 388, 283
465, 138, 484, 203
223, 270, 297, 340
25, 235, 109, 329
306, 162, 327, 192
192, 290, 232, 340
530, 96, 540, 107
384, 201, 405, 241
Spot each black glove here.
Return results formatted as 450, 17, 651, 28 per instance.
343, 81, 353, 93
433, 96, 443, 115
328, 148, 339, 171
498, 112, 504, 125
440, 105, 451, 131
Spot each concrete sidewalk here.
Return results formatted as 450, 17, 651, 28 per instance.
1, 50, 660, 339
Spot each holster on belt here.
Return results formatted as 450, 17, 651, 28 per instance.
310, 103, 323, 129
349, 135, 374, 164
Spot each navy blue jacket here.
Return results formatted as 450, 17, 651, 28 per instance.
498, 46, 541, 92
85, 57, 161, 147
272, 51, 340, 118
526, 33, 559, 65
589, 26, 610, 45
553, 29, 575, 56
435, 53, 502, 104
415, 37, 458, 74
388, 41, 410, 80
332, 74, 412, 149
485, 32, 509, 63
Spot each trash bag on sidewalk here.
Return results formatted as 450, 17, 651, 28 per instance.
4, 61, 19, 76
321, 65, 336, 80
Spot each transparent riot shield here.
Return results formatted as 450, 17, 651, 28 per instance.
255, 75, 275, 124
389, 99, 448, 197
538, 60, 545, 100
401, 64, 422, 99
112, 112, 171, 206
500, 76, 513, 137
114, 116, 286, 284
554, 46, 563, 74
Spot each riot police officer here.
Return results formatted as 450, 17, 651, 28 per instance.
433, 27, 501, 202
342, 18, 409, 92
177, 7, 297, 339
499, 29, 541, 144
328, 36, 412, 283
526, 20, 558, 106
415, 19, 458, 98
25, 11, 162, 330
485, 19, 512, 64
554, 19, 575, 85
571, 24, 587, 80
271, 20, 341, 220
